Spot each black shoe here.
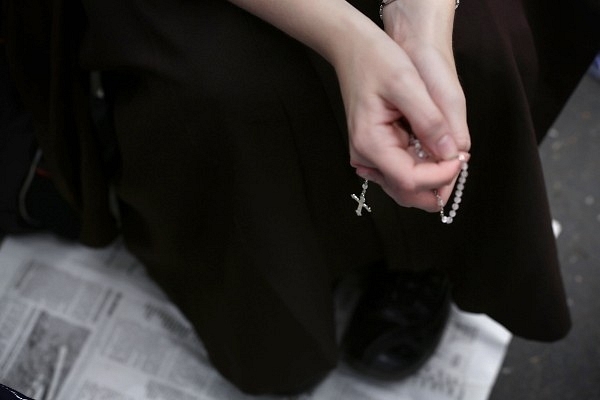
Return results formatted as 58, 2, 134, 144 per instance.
0, 383, 35, 400
342, 267, 451, 381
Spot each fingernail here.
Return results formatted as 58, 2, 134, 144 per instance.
436, 135, 458, 160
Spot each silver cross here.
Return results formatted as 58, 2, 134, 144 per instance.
351, 180, 371, 216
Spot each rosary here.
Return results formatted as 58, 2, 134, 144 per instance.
351, 135, 468, 224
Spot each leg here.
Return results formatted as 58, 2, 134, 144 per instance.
80, 0, 383, 393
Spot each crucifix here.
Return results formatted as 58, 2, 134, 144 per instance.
351, 179, 371, 216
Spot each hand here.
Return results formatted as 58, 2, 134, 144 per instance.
228, 0, 469, 211
374, 0, 471, 209
333, 21, 468, 211
382, 0, 471, 154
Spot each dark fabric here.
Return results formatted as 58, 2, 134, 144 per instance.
2, 0, 117, 246
3, 0, 598, 394
77, 2, 383, 392
0, 48, 35, 235
0, 46, 81, 239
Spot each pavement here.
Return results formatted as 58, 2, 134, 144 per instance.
489, 70, 600, 399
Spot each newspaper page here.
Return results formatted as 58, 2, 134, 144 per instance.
0, 234, 511, 400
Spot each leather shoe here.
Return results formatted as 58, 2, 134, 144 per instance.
342, 266, 451, 380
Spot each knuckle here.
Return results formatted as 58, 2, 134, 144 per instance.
394, 177, 418, 195
417, 114, 446, 138
349, 134, 371, 157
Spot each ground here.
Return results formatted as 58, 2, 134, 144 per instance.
490, 70, 600, 400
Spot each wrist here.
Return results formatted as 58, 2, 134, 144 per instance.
381, 0, 456, 53
380, 0, 459, 22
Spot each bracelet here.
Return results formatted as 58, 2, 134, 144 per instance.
379, 0, 460, 21
379, 0, 398, 20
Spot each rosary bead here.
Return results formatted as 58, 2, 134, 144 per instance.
407, 134, 469, 224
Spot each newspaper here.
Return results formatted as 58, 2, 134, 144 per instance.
0, 234, 511, 400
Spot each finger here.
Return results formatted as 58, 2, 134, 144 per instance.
354, 162, 437, 210
356, 151, 469, 211
412, 49, 471, 152
391, 188, 446, 211
353, 145, 461, 191
353, 156, 457, 210
384, 151, 461, 187
381, 69, 459, 161
349, 116, 412, 171
374, 176, 455, 211
377, 156, 460, 205
355, 166, 385, 187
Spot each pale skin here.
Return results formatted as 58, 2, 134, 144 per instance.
229, 0, 471, 212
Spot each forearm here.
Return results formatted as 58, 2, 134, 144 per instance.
229, 0, 468, 210
227, 0, 383, 69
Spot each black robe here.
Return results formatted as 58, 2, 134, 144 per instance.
3, 0, 599, 394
